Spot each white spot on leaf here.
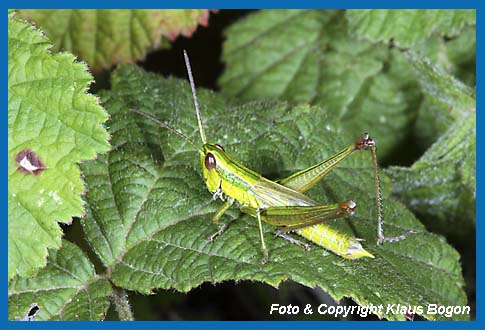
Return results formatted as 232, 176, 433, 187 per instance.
49, 191, 62, 205
18, 155, 40, 172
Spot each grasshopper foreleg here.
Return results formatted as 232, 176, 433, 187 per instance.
208, 224, 228, 242
212, 187, 225, 201
208, 198, 234, 242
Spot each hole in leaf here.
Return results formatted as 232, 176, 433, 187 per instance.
16, 149, 45, 175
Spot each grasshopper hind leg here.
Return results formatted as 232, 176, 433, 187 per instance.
377, 229, 417, 245
355, 133, 417, 246
275, 232, 312, 251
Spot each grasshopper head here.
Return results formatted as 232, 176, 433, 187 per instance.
200, 143, 228, 194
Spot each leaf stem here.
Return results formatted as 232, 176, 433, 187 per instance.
111, 287, 134, 321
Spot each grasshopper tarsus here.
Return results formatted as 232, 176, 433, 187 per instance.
208, 224, 228, 242
261, 248, 269, 264
377, 229, 418, 245
276, 232, 312, 251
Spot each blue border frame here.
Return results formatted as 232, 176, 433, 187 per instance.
5, 0, 480, 328
3, 1, 481, 10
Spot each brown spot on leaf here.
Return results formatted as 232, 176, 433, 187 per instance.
16, 149, 45, 175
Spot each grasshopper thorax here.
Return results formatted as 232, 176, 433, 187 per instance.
201, 143, 227, 193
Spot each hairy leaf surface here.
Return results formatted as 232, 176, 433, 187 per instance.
9, 240, 112, 320
80, 65, 467, 320
388, 51, 475, 234
346, 10, 476, 48
8, 12, 110, 280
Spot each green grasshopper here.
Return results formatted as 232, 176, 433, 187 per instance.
131, 50, 413, 263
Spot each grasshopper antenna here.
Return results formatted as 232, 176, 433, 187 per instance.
129, 109, 200, 152
183, 50, 207, 144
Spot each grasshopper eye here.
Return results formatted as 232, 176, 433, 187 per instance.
215, 144, 225, 152
205, 153, 216, 170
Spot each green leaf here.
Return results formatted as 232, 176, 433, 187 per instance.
442, 26, 476, 86
387, 51, 475, 234
8, 13, 110, 280
405, 50, 475, 117
411, 30, 476, 148
407, 29, 475, 152
17, 9, 212, 72
8, 240, 112, 320
346, 10, 475, 155
413, 97, 457, 150
219, 10, 421, 158
414, 27, 476, 88
387, 114, 475, 236
346, 10, 476, 48
81, 65, 466, 320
